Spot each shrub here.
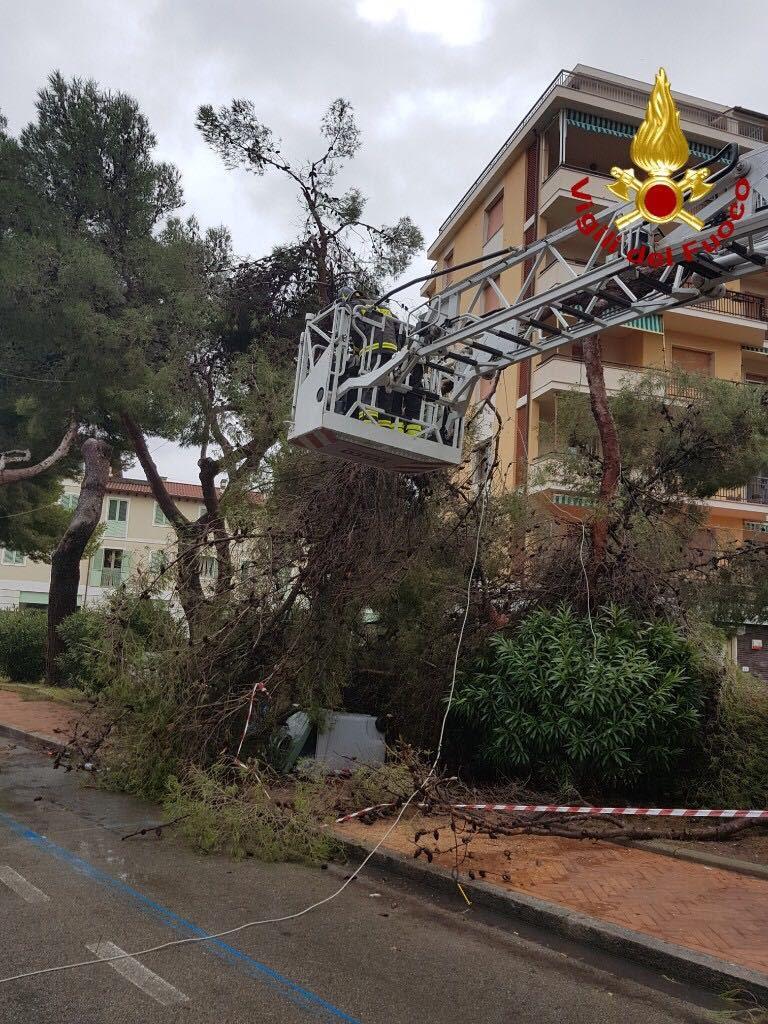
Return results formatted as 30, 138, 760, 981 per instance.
452, 605, 710, 791
0, 608, 47, 682
56, 609, 108, 693
698, 669, 768, 808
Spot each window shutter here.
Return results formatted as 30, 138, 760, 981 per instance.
89, 548, 104, 587
120, 551, 133, 583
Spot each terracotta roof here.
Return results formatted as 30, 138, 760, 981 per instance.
105, 477, 208, 500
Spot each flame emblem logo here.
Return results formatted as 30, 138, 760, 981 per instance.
608, 68, 713, 231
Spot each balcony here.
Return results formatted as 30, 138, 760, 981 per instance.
539, 165, 616, 229
695, 290, 767, 322
715, 477, 768, 507
99, 568, 125, 588
532, 354, 647, 402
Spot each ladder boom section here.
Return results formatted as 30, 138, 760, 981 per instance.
288, 144, 768, 473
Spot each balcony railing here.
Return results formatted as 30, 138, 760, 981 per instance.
715, 477, 768, 505
559, 70, 766, 141
99, 568, 124, 588
695, 290, 768, 322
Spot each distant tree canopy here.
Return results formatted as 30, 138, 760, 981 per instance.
197, 96, 423, 305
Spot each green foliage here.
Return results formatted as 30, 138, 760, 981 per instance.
555, 370, 768, 500
55, 610, 107, 693
197, 95, 423, 300
0, 476, 70, 560
452, 605, 710, 790
698, 669, 768, 808
57, 597, 183, 697
163, 764, 340, 864
0, 609, 47, 682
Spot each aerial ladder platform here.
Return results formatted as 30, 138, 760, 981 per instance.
289, 141, 768, 474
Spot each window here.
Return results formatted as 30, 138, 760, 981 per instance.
1, 549, 25, 566
745, 521, 768, 534
153, 503, 169, 526
443, 249, 454, 286
671, 347, 713, 375
59, 494, 78, 511
200, 555, 218, 578
482, 275, 503, 314
485, 193, 503, 243
149, 549, 168, 573
106, 498, 129, 538
101, 548, 124, 587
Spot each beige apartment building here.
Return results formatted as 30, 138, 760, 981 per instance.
424, 65, 768, 672
0, 477, 215, 610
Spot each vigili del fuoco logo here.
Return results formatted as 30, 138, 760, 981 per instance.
608, 68, 712, 231
570, 67, 751, 269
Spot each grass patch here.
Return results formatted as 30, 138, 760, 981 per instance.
0, 680, 85, 705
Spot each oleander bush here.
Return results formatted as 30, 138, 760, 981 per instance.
452, 604, 714, 792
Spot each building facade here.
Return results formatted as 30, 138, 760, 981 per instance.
423, 64, 768, 670
0, 477, 214, 610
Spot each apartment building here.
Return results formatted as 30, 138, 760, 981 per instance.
424, 65, 768, 670
0, 477, 215, 610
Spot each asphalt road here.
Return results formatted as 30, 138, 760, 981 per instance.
0, 738, 726, 1023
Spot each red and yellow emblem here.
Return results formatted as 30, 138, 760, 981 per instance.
608, 68, 713, 231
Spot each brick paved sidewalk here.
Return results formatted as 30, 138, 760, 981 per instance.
0, 689, 82, 744
342, 815, 768, 975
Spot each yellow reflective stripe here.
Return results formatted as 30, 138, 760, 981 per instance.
360, 342, 398, 355
359, 306, 393, 317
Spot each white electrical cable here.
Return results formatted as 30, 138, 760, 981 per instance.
0, 469, 491, 987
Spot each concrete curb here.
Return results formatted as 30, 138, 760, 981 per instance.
620, 838, 768, 882
0, 723, 67, 754
337, 835, 768, 1002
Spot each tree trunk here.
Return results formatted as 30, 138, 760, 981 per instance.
120, 413, 208, 636
582, 335, 621, 569
46, 438, 111, 684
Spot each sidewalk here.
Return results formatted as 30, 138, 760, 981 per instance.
0, 688, 82, 748
341, 814, 768, 978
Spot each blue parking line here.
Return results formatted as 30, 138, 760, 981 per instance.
0, 809, 361, 1023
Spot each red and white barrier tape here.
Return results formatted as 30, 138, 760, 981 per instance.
335, 802, 397, 823
336, 802, 768, 823
450, 804, 768, 818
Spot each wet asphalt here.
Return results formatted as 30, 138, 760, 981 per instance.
0, 738, 728, 1023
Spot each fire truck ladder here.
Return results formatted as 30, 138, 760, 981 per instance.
289, 144, 768, 472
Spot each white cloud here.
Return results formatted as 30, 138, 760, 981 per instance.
355, 0, 491, 46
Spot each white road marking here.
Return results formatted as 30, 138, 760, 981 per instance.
0, 865, 50, 903
86, 942, 190, 1006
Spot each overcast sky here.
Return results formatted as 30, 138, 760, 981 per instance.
4, 0, 768, 481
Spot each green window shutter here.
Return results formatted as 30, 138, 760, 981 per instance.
154, 503, 169, 526
149, 550, 168, 573
106, 498, 128, 538
120, 551, 133, 583
89, 548, 104, 587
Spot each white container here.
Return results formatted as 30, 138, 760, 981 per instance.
314, 712, 386, 769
